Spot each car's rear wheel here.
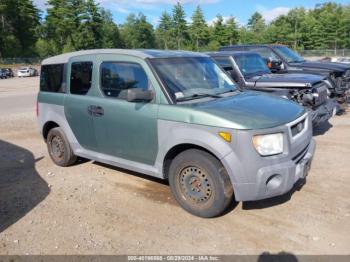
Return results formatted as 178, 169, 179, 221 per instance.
168, 149, 234, 218
47, 127, 77, 167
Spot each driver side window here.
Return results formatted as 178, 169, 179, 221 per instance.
100, 62, 149, 99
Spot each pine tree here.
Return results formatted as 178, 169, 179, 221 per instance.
45, 0, 81, 52
0, 1, 7, 58
156, 11, 173, 49
100, 9, 123, 48
189, 6, 209, 50
225, 17, 239, 45
172, 2, 188, 50
121, 13, 155, 49
211, 15, 227, 46
78, 0, 103, 49
247, 12, 265, 32
0, 0, 40, 57
247, 12, 266, 43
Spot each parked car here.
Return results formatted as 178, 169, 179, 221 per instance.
208, 51, 337, 126
4, 68, 14, 78
0, 68, 7, 79
219, 45, 350, 105
38, 49, 315, 218
330, 57, 350, 65
17, 66, 38, 77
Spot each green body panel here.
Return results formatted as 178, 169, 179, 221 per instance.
158, 92, 305, 130
38, 92, 65, 106
66, 54, 159, 164
64, 95, 98, 151
64, 55, 99, 151
92, 97, 158, 165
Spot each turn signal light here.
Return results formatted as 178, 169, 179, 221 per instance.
219, 132, 231, 142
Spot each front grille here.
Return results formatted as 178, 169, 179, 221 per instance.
312, 82, 328, 107
341, 70, 350, 89
291, 118, 306, 137
292, 144, 309, 164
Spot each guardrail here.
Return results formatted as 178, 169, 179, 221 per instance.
300, 49, 350, 57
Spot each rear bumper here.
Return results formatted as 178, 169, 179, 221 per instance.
231, 138, 316, 202
310, 99, 337, 126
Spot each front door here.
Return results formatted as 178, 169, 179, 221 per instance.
93, 60, 159, 165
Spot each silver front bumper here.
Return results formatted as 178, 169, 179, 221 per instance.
222, 113, 315, 202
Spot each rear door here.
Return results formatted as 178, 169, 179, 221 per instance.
64, 56, 99, 152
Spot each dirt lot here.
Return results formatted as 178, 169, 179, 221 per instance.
0, 77, 349, 255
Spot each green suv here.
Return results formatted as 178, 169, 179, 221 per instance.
38, 49, 315, 218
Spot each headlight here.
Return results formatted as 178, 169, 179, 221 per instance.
252, 133, 284, 156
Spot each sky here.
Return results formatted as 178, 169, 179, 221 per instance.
33, 0, 350, 26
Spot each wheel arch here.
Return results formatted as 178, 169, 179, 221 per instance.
162, 143, 223, 179
42, 121, 60, 141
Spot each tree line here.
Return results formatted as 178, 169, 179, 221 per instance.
0, 0, 349, 59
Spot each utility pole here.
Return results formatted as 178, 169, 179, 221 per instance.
294, 18, 298, 50
334, 29, 338, 56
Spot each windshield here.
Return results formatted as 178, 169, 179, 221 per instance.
150, 57, 237, 102
234, 53, 271, 78
274, 46, 305, 63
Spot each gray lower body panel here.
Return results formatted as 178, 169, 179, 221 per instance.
228, 138, 316, 202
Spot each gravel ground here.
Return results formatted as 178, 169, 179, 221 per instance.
0, 77, 349, 255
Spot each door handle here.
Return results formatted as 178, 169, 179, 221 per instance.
88, 105, 104, 117
94, 106, 104, 117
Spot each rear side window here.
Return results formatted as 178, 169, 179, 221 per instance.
70, 62, 93, 95
100, 62, 148, 99
214, 57, 233, 69
40, 64, 64, 93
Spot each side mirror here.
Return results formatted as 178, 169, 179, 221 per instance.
127, 88, 154, 103
267, 58, 283, 72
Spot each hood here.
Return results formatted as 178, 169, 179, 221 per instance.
159, 91, 305, 130
250, 73, 324, 89
291, 61, 349, 74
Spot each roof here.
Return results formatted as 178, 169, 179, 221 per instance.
42, 49, 208, 65
206, 51, 261, 57
220, 44, 286, 50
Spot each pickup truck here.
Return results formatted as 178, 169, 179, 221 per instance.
219, 45, 350, 106
208, 51, 337, 126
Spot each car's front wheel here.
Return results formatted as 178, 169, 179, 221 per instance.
169, 149, 234, 218
47, 127, 77, 167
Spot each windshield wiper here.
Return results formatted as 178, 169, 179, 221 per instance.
290, 60, 305, 63
245, 71, 267, 78
176, 93, 223, 102
256, 70, 271, 75
216, 88, 240, 95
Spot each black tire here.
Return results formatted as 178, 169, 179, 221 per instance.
47, 127, 77, 167
168, 149, 234, 218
